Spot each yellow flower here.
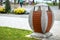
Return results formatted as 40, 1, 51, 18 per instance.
14, 8, 25, 14
0, 6, 5, 12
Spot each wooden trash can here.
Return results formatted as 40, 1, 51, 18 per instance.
29, 4, 54, 38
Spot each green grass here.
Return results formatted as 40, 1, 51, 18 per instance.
0, 26, 38, 40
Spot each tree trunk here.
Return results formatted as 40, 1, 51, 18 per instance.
18, 0, 19, 4
14, 0, 16, 8
59, 0, 60, 9
55, 0, 56, 2
55, 0, 57, 5
33, 0, 34, 3
14, 0, 16, 4
0, 0, 3, 5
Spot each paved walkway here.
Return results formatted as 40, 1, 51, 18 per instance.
50, 6, 60, 21
0, 14, 60, 37
0, 15, 31, 30
0, 5, 60, 39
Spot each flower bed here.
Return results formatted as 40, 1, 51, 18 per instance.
13, 8, 26, 14
0, 6, 6, 13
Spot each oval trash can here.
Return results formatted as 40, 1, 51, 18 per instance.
29, 4, 54, 38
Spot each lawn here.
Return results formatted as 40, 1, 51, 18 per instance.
0, 26, 38, 40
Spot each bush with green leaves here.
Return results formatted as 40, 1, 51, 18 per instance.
5, 0, 11, 13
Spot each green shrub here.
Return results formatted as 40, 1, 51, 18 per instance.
5, 0, 11, 13
46, 3, 58, 6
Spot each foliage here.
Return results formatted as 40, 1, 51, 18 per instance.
46, 3, 59, 6
0, 6, 6, 13
13, 8, 26, 14
0, 27, 38, 40
5, 0, 11, 13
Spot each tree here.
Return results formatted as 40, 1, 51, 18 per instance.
53, 0, 57, 5
0, 0, 3, 5
33, 0, 34, 3
14, 0, 16, 4
5, 0, 11, 13
59, 0, 60, 9
55, 0, 57, 3
55, 0, 57, 5
18, 0, 19, 4
14, 0, 16, 8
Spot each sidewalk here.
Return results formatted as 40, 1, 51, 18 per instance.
0, 15, 60, 37
0, 15, 31, 30
50, 6, 60, 21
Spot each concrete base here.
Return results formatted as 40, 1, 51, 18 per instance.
26, 32, 52, 38
26, 32, 60, 40
42, 36, 60, 40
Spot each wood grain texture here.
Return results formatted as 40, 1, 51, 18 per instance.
33, 11, 43, 33
46, 11, 52, 32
